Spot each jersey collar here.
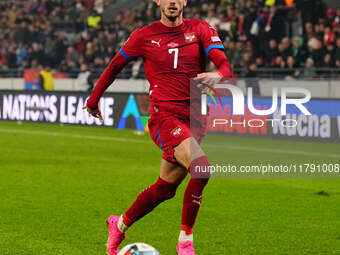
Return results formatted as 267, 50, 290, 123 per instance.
156, 19, 186, 32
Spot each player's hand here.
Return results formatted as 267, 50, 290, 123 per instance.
196, 71, 221, 79
82, 105, 104, 123
194, 71, 221, 86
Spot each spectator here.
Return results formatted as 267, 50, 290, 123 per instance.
314, 23, 325, 42
8, 5, 20, 28
14, 21, 31, 44
93, 57, 105, 70
53, 36, 67, 67
325, 43, 336, 60
334, 9, 340, 29
336, 59, 340, 69
218, 13, 230, 42
336, 38, 340, 63
16, 43, 27, 66
87, 10, 101, 27
272, 56, 286, 79
291, 36, 307, 67
278, 37, 293, 61
64, 59, 78, 77
39, 66, 54, 90
0, 62, 10, 78
235, 12, 247, 42
325, 8, 336, 27
322, 53, 333, 68
31, 59, 40, 70
265, 39, 279, 65
296, 0, 315, 32
30, 43, 45, 66
242, 51, 253, 68
6, 46, 17, 69
303, 58, 316, 79
75, 63, 93, 91
267, 6, 285, 42
303, 22, 314, 45
245, 63, 260, 96
287, 56, 295, 69
255, 56, 265, 68
65, 46, 79, 63
308, 38, 324, 67
334, 22, 340, 38
131, 59, 144, 79
285, 56, 300, 79
323, 26, 335, 46
243, 4, 258, 41
233, 41, 246, 67
205, 9, 219, 28
320, 53, 334, 77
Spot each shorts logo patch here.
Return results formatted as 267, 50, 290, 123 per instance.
171, 126, 183, 138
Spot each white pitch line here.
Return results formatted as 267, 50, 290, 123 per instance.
0, 128, 339, 159
0, 128, 150, 144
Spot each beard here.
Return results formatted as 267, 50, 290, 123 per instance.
161, 7, 183, 22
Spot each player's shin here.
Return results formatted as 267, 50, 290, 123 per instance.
180, 156, 210, 242
120, 177, 179, 231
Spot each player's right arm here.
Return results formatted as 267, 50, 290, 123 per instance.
84, 29, 143, 120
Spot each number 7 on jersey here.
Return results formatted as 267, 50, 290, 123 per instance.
168, 48, 178, 69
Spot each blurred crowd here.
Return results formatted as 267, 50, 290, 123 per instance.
213, 0, 340, 79
0, 0, 339, 79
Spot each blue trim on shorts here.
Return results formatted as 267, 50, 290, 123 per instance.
157, 130, 164, 151
120, 48, 133, 61
205, 44, 225, 56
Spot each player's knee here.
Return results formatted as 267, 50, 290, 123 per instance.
189, 155, 211, 179
157, 183, 177, 201
175, 137, 205, 169
154, 178, 178, 202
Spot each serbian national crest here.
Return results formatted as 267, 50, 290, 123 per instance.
184, 32, 197, 43
171, 126, 183, 138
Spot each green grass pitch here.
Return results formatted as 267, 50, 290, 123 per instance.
0, 121, 339, 255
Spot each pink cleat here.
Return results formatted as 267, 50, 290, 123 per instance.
106, 215, 126, 255
176, 241, 195, 255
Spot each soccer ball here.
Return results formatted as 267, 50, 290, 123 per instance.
117, 243, 160, 255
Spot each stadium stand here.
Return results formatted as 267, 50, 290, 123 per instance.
0, 0, 339, 80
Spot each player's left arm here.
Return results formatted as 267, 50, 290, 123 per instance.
196, 20, 233, 79
197, 49, 233, 79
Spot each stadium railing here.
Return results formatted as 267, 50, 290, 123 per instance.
0, 68, 339, 80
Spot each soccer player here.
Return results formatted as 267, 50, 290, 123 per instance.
83, 0, 232, 254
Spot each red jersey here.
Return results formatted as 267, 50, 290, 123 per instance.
120, 18, 225, 102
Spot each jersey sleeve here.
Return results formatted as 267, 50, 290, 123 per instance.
120, 28, 143, 60
199, 21, 225, 56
